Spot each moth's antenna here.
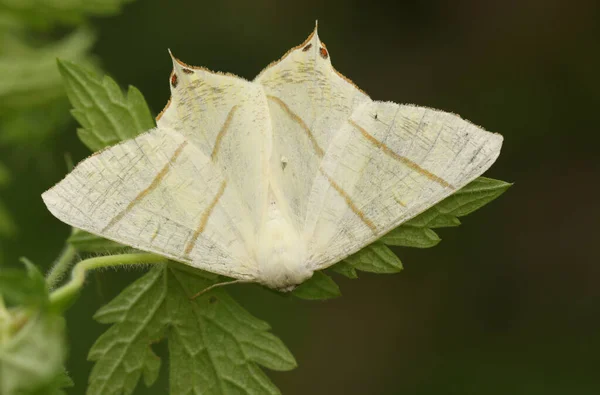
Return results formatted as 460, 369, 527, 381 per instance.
189, 279, 249, 300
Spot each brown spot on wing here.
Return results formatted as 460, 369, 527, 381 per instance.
102, 140, 189, 232
211, 106, 240, 161
182, 68, 194, 74
170, 72, 178, 88
184, 180, 228, 256
267, 95, 324, 158
302, 43, 313, 52
254, 26, 371, 99
348, 119, 455, 190
320, 169, 378, 235
255, 28, 317, 79
319, 47, 328, 59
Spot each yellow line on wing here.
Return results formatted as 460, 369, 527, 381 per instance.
102, 141, 188, 232
184, 180, 228, 256
320, 169, 377, 234
267, 95, 324, 158
211, 105, 240, 160
348, 119, 455, 190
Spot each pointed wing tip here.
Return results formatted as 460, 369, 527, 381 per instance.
492, 131, 504, 149
305, 21, 320, 45
167, 49, 186, 70
41, 187, 63, 222
41, 187, 53, 207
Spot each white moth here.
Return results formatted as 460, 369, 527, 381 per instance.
42, 26, 503, 291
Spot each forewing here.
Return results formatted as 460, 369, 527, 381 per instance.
306, 100, 503, 269
158, 57, 270, 232
254, 28, 369, 231
42, 128, 256, 280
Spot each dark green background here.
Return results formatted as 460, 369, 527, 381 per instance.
1, 0, 599, 394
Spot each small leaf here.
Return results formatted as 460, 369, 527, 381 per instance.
68, 230, 126, 253
0, 312, 66, 395
329, 261, 358, 279
88, 263, 296, 395
50, 370, 74, 395
28, 370, 74, 395
404, 208, 461, 229
0, 28, 95, 109
58, 59, 155, 151
345, 177, 510, 272
435, 177, 512, 218
292, 271, 341, 300
343, 242, 403, 274
59, 60, 156, 251
0, 259, 47, 307
381, 225, 440, 248
141, 346, 161, 388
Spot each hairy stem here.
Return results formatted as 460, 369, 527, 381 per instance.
46, 243, 77, 290
49, 253, 166, 310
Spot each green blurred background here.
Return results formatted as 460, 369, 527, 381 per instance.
1, 0, 599, 394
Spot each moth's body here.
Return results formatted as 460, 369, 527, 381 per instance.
42, 25, 503, 291
256, 193, 311, 290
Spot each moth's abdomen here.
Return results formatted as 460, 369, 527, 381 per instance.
256, 208, 312, 291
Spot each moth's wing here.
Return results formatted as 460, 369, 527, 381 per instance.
305, 100, 503, 269
254, 27, 369, 230
42, 128, 256, 281
158, 56, 270, 233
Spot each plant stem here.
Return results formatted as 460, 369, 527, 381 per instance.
0, 294, 9, 344
49, 253, 166, 310
46, 244, 77, 290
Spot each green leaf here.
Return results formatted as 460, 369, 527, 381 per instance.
341, 177, 510, 274
343, 242, 403, 274
329, 261, 358, 279
88, 263, 296, 395
292, 271, 341, 300
403, 207, 461, 229
0, 259, 47, 307
58, 59, 155, 151
28, 370, 74, 395
381, 225, 441, 248
49, 370, 74, 395
0, 0, 136, 28
0, 28, 95, 109
380, 177, 510, 249
68, 229, 126, 253
432, 177, 512, 217
401, 177, 511, 231
58, 60, 155, 251
0, 312, 66, 395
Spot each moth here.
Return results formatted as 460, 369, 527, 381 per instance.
43, 26, 503, 291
